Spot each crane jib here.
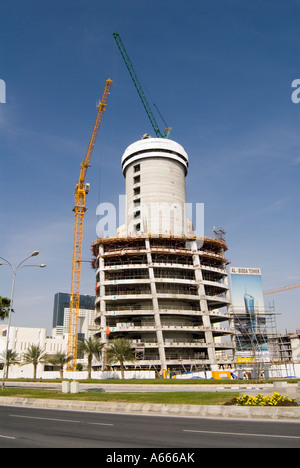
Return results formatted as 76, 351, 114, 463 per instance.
113, 32, 170, 139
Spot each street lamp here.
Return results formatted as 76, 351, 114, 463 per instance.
0, 251, 46, 389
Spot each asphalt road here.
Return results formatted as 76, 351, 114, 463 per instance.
0, 405, 299, 449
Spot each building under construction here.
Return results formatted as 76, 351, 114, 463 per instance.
92, 136, 234, 374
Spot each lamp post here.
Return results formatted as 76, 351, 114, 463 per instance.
0, 251, 46, 389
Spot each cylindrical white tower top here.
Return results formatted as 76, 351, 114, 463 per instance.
121, 137, 190, 237
121, 137, 189, 175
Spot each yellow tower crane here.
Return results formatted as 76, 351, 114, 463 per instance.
67, 78, 112, 372
263, 283, 300, 295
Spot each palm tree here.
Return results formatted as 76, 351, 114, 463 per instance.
47, 352, 73, 379
0, 349, 19, 379
77, 336, 104, 379
106, 338, 136, 379
0, 297, 12, 320
22, 344, 48, 380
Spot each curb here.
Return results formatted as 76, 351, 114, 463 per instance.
0, 397, 299, 420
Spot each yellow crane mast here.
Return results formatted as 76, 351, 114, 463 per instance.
263, 283, 300, 295
67, 78, 112, 372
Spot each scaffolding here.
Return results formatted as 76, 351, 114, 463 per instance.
230, 304, 296, 378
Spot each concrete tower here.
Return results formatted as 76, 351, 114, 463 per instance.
121, 136, 189, 237
92, 136, 234, 376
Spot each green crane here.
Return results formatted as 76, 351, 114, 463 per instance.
113, 32, 171, 139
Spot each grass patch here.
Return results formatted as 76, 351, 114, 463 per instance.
0, 387, 238, 406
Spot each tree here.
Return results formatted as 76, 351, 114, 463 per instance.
22, 344, 48, 380
77, 336, 104, 379
0, 349, 19, 379
106, 338, 136, 379
0, 297, 12, 320
47, 352, 73, 379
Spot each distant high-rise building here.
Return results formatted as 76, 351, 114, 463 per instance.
52, 292, 95, 336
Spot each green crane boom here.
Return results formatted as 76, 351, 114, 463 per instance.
113, 32, 171, 139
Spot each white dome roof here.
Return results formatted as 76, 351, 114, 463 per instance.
121, 137, 189, 175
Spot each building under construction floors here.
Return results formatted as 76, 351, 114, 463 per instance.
91, 136, 235, 374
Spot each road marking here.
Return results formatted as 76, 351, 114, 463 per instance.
183, 430, 300, 440
10, 414, 80, 423
0, 434, 16, 440
89, 422, 114, 426
10, 414, 114, 426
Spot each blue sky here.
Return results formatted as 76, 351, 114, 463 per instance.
0, 0, 299, 334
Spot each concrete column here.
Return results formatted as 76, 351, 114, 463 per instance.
145, 238, 167, 370
192, 241, 218, 371
98, 245, 107, 344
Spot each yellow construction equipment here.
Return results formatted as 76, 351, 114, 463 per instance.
263, 283, 300, 295
67, 78, 112, 371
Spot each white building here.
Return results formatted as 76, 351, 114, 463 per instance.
0, 324, 66, 379
0, 324, 156, 380
53, 307, 98, 338
0, 306, 98, 379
